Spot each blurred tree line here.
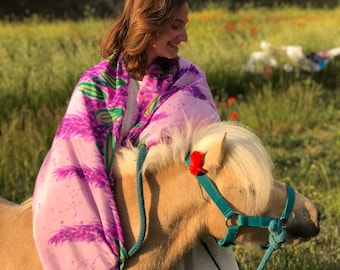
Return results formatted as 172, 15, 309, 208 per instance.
1, 0, 339, 20
0, 0, 123, 20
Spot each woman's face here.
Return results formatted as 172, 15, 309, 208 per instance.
146, 2, 189, 65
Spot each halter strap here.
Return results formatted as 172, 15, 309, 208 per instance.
185, 154, 295, 269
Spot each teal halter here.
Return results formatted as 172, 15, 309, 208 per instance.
185, 154, 295, 270
128, 147, 295, 270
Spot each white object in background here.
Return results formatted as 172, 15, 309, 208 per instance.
245, 50, 278, 72
326, 47, 340, 58
283, 45, 304, 63
260, 40, 273, 51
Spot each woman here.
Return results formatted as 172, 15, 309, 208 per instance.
32, 0, 239, 269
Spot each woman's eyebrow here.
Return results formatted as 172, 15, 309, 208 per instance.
174, 18, 189, 24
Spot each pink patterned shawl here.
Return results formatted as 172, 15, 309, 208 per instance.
32, 52, 219, 269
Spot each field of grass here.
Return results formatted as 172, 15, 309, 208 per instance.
0, 6, 339, 269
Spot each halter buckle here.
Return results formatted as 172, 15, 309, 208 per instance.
225, 212, 240, 228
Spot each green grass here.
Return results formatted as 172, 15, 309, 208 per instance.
0, 6, 339, 269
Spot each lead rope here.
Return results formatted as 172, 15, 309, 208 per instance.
257, 185, 295, 270
257, 220, 287, 270
127, 146, 148, 258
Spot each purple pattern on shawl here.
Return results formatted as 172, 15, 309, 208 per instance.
54, 165, 111, 192
56, 114, 94, 141
187, 84, 208, 100
49, 223, 106, 245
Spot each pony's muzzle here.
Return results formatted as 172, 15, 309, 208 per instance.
286, 201, 320, 243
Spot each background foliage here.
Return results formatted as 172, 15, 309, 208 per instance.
1, 0, 339, 20
0, 4, 339, 269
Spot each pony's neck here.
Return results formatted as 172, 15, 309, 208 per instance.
115, 162, 208, 269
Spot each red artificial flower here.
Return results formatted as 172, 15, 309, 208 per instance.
230, 112, 238, 120
189, 151, 207, 176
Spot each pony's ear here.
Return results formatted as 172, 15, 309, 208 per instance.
204, 132, 227, 171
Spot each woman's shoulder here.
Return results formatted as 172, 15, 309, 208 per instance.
178, 56, 194, 67
82, 59, 114, 77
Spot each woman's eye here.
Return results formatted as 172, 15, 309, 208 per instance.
171, 24, 181, 30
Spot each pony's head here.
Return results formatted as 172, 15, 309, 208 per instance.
195, 121, 320, 246
145, 120, 320, 247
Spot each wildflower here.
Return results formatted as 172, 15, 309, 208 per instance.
250, 26, 257, 38
230, 112, 238, 120
228, 97, 236, 105
228, 27, 235, 33
262, 65, 272, 79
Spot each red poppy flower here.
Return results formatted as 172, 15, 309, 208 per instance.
228, 97, 236, 104
189, 151, 207, 176
230, 112, 238, 120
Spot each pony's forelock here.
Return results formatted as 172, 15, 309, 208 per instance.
185, 121, 273, 214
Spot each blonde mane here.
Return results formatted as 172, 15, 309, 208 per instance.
116, 120, 274, 214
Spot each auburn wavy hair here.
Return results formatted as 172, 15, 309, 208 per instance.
100, 0, 189, 79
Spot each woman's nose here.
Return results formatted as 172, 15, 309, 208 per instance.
179, 28, 188, 43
